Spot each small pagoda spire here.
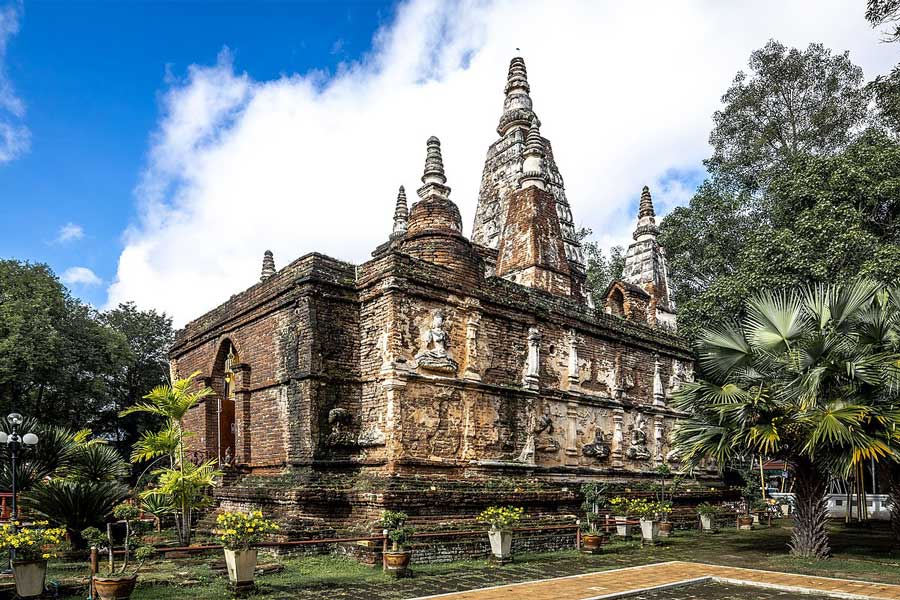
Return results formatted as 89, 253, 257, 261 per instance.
632, 185, 660, 240
497, 56, 537, 135
391, 185, 409, 238
417, 136, 451, 201
422, 136, 447, 185
260, 250, 276, 281
520, 120, 546, 190
504, 56, 530, 95
639, 185, 656, 218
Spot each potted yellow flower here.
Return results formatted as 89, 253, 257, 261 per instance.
82, 503, 155, 600
216, 510, 279, 589
0, 521, 66, 598
478, 505, 523, 562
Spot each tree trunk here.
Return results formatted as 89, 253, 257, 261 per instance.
887, 463, 900, 546
788, 457, 830, 559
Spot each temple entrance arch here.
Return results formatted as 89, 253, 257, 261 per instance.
212, 339, 238, 466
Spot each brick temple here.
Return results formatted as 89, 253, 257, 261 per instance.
171, 57, 700, 527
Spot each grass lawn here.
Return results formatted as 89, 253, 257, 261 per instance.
37, 519, 900, 599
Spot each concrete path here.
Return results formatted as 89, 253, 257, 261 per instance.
411, 561, 900, 600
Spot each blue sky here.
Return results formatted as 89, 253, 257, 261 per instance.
0, 0, 396, 307
0, 1, 896, 324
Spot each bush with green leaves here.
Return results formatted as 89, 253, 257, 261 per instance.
83, 501, 155, 577
379, 510, 415, 551
580, 482, 608, 533
696, 503, 720, 517
477, 506, 524, 531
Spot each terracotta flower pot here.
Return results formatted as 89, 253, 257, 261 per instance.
224, 548, 258, 589
658, 521, 673, 537
93, 574, 138, 600
384, 550, 412, 577
581, 533, 604, 554
12, 559, 47, 598
738, 516, 753, 530
488, 529, 513, 561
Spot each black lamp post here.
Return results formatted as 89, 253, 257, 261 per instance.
0, 413, 39, 524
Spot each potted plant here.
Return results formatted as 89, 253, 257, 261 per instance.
634, 500, 662, 544
580, 482, 607, 553
609, 497, 634, 537
478, 505, 523, 562
696, 502, 719, 532
653, 465, 680, 537
82, 503, 155, 600
215, 509, 279, 590
0, 521, 66, 598
379, 510, 415, 577
750, 499, 767, 525
737, 500, 754, 530
656, 501, 674, 537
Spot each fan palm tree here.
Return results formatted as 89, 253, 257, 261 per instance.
673, 280, 900, 559
121, 371, 221, 545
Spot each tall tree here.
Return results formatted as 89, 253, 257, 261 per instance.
674, 281, 900, 559
707, 40, 869, 190
100, 302, 173, 453
867, 0, 900, 42
0, 260, 129, 427
661, 130, 900, 340
579, 227, 624, 307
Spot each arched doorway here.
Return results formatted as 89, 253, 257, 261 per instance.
216, 341, 238, 466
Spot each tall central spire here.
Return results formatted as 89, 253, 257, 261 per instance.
497, 56, 538, 136
472, 55, 585, 291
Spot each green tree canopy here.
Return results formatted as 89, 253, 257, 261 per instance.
0, 260, 173, 445
706, 40, 870, 191
661, 130, 900, 340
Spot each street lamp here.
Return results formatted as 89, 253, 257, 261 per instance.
0, 413, 39, 524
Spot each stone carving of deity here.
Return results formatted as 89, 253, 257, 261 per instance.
416, 310, 458, 374
626, 414, 651, 461
326, 408, 356, 447
534, 405, 559, 453
516, 399, 538, 465
582, 429, 611, 461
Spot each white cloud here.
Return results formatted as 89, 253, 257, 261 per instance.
107, 0, 900, 326
0, 2, 28, 163
62, 266, 102, 287
56, 222, 85, 243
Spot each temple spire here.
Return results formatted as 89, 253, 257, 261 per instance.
422, 136, 447, 185
633, 185, 660, 240
639, 185, 656, 218
260, 250, 276, 281
497, 56, 538, 135
505, 56, 530, 95
391, 185, 408, 237
520, 120, 546, 190
418, 136, 451, 200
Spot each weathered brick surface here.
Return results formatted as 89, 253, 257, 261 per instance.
171, 55, 700, 530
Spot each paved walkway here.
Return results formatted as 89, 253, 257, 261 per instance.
411, 561, 900, 600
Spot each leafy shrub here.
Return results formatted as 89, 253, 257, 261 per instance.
478, 506, 524, 530
215, 510, 279, 550
0, 521, 66, 560
697, 502, 720, 517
